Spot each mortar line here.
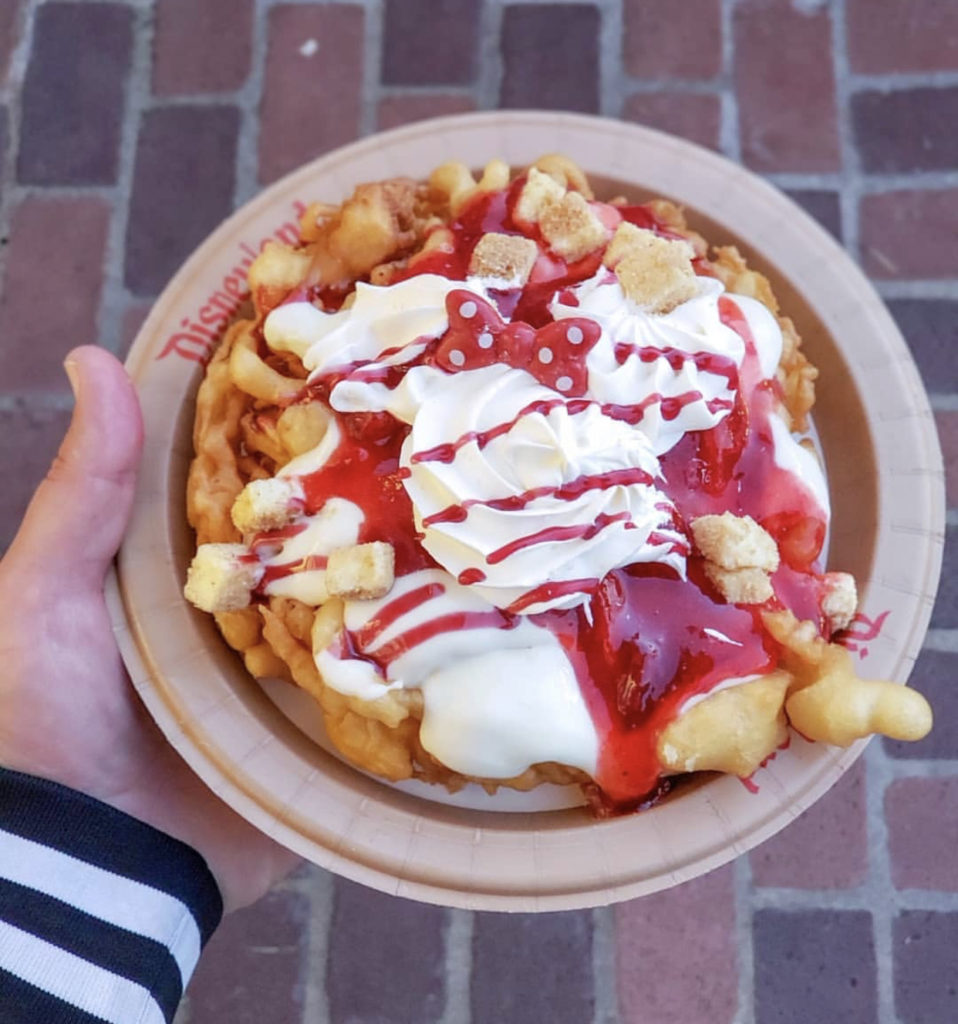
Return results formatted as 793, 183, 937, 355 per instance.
620, 77, 728, 96
0, 391, 78, 413
375, 84, 477, 100
848, 69, 958, 91
830, 0, 859, 267
230, 0, 269, 206
476, 0, 504, 111
864, 739, 900, 1023
718, 0, 740, 163
929, 394, 958, 412
360, 0, 383, 138
299, 867, 335, 1024
441, 908, 473, 1024
923, 628, 958, 652
96, 1, 153, 355
597, 0, 625, 120
875, 279, 958, 300
0, 0, 38, 316
733, 855, 757, 1024
591, 904, 621, 1024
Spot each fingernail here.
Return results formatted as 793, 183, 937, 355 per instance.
64, 358, 80, 399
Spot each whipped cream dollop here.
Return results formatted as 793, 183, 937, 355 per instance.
264, 275, 469, 375
398, 365, 686, 613
318, 569, 600, 778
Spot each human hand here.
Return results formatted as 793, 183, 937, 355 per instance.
0, 346, 299, 911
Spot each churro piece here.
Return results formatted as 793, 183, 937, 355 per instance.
658, 672, 791, 777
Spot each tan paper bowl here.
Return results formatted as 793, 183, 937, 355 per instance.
111, 112, 944, 911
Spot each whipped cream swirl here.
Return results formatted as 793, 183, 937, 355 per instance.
399, 365, 686, 613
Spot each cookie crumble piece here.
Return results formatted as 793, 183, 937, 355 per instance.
692, 512, 780, 605
325, 542, 396, 600
469, 232, 538, 287
603, 222, 698, 314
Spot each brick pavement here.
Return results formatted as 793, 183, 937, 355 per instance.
0, 2, 954, 1021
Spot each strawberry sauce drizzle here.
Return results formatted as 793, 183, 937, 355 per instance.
420, 467, 657, 528
614, 342, 739, 389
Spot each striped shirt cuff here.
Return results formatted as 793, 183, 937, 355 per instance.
0, 768, 223, 1023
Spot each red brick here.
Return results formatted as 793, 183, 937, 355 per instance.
0, 0, 25, 86
18, 3, 133, 185
0, 404, 72, 556
125, 105, 240, 296
326, 878, 445, 1023
936, 411, 958, 508
887, 777, 958, 890
860, 190, 958, 279
500, 5, 600, 113
616, 866, 737, 1023
0, 197, 111, 391
749, 758, 867, 888
847, 0, 958, 73
622, 92, 721, 151
153, 0, 253, 95
623, 0, 721, 79
734, 0, 840, 172
186, 889, 310, 1022
377, 93, 476, 132
382, 0, 480, 86
258, 4, 364, 185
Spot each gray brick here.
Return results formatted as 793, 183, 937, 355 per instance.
853, 87, 958, 174
500, 5, 600, 113
186, 889, 310, 1024
894, 911, 958, 1024
754, 909, 877, 1024
887, 299, 958, 394
382, 0, 481, 86
930, 527, 957, 629
124, 105, 239, 296
885, 649, 958, 760
0, 404, 72, 556
785, 190, 843, 242
326, 878, 446, 1024
472, 910, 594, 1023
18, 3, 132, 185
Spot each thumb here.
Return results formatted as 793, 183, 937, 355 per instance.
5, 346, 143, 591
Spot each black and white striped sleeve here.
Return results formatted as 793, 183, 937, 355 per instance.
0, 767, 223, 1023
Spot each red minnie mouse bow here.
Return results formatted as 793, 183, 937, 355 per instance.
433, 289, 600, 396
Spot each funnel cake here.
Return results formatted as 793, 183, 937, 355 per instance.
184, 156, 932, 815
